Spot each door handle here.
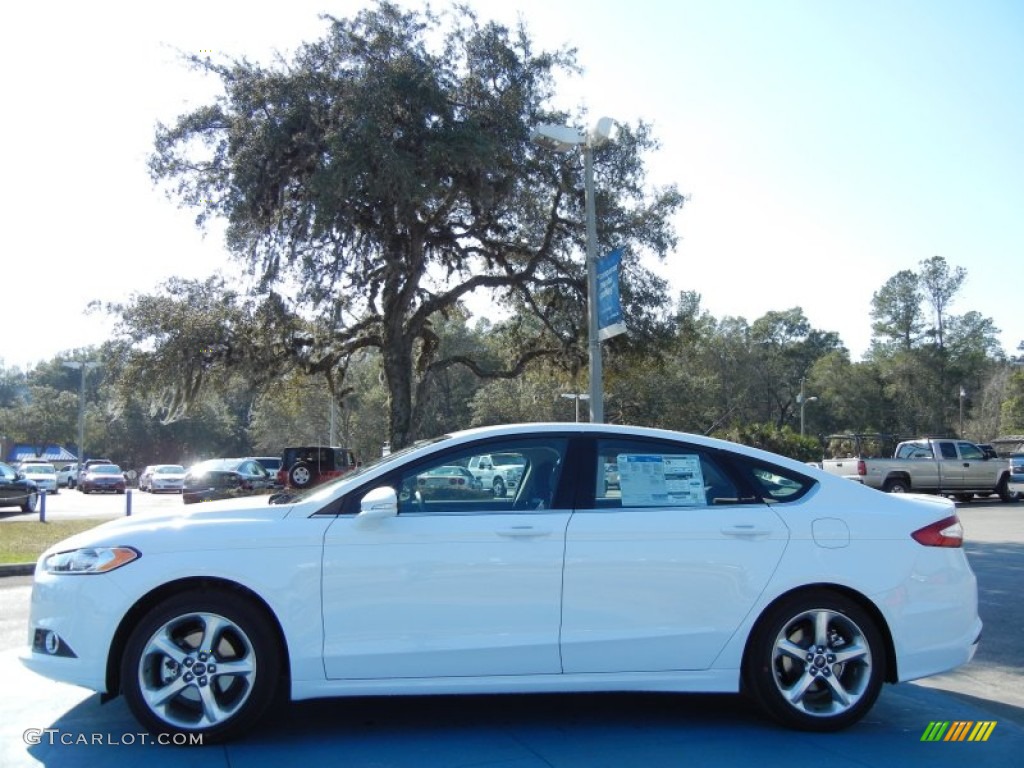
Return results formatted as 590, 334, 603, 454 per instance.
497, 526, 550, 538
721, 525, 771, 538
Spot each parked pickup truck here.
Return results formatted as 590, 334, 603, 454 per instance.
466, 453, 526, 498
821, 434, 1014, 500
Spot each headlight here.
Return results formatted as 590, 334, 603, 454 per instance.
43, 546, 140, 574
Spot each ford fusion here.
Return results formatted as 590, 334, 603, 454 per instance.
22, 424, 980, 742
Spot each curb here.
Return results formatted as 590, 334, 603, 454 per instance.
0, 563, 35, 577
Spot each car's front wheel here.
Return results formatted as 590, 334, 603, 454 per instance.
20, 492, 37, 513
492, 477, 506, 497
997, 476, 1014, 503
745, 590, 885, 731
121, 589, 281, 743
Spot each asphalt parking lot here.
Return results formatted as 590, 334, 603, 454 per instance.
0, 496, 1021, 766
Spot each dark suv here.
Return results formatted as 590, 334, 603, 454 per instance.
279, 446, 358, 489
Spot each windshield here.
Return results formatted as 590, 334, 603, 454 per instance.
26, 464, 56, 474
156, 465, 185, 474
92, 465, 123, 475
268, 435, 451, 505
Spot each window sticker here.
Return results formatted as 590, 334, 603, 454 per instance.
616, 454, 706, 507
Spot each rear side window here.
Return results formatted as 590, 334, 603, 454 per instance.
594, 438, 743, 508
733, 459, 816, 504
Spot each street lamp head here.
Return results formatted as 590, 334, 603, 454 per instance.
589, 116, 617, 147
530, 124, 585, 153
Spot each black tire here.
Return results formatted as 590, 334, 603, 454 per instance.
288, 462, 313, 489
492, 476, 506, 497
997, 476, 1013, 503
745, 589, 885, 731
21, 492, 37, 513
121, 589, 281, 743
882, 478, 909, 494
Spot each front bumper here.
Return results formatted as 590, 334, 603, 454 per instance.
20, 565, 134, 693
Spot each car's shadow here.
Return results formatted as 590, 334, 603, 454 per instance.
26, 685, 1024, 767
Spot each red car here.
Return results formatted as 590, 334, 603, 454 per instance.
80, 464, 126, 494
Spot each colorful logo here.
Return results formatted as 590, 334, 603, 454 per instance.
921, 721, 997, 742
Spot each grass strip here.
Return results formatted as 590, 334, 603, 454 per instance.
0, 519, 109, 564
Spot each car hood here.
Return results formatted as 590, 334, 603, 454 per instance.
39, 496, 298, 557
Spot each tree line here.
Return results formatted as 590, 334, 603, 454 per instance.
1, 253, 1021, 472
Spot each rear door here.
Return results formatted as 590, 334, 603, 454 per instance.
935, 440, 965, 491
560, 436, 790, 673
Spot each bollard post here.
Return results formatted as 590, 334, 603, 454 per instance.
126, 489, 132, 517
39, 489, 46, 523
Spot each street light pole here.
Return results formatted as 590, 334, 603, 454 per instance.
62, 361, 100, 467
560, 392, 590, 422
796, 377, 818, 438
532, 118, 616, 424
582, 143, 603, 423
959, 386, 966, 438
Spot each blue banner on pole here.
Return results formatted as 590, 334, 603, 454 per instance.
597, 248, 627, 340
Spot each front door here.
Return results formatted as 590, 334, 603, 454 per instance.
321, 437, 570, 679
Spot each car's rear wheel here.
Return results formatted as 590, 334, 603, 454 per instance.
745, 590, 884, 731
492, 477, 506, 497
121, 590, 281, 743
882, 478, 909, 493
288, 462, 313, 488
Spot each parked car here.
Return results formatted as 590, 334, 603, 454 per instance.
56, 464, 78, 488
278, 446, 358, 489
139, 464, 187, 493
1009, 453, 1024, 500
250, 456, 284, 488
22, 423, 981, 742
466, 452, 526, 497
821, 436, 1013, 500
77, 459, 113, 488
0, 461, 37, 512
415, 465, 483, 496
182, 458, 274, 504
19, 462, 58, 495
79, 464, 126, 494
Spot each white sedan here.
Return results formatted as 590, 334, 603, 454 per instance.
21, 423, 981, 742
19, 462, 58, 494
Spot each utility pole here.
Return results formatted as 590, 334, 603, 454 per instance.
62, 361, 100, 466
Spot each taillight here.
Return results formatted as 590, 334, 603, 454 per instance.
912, 515, 964, 548
856, 460, 866, 476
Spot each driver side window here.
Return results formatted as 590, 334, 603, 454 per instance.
395, 438, 568, 514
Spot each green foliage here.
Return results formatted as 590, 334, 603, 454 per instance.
715, 423, 822, 463
147, 0, 683, 448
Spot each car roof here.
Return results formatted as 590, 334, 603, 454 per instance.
444, 422, 811, 469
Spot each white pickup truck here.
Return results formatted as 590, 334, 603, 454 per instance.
821, 435, 1013, 501
466, 453, 526, 497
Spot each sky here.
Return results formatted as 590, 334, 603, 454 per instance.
3, 0, 1022, 372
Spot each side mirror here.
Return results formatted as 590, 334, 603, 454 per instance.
358, 486, 398, 523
